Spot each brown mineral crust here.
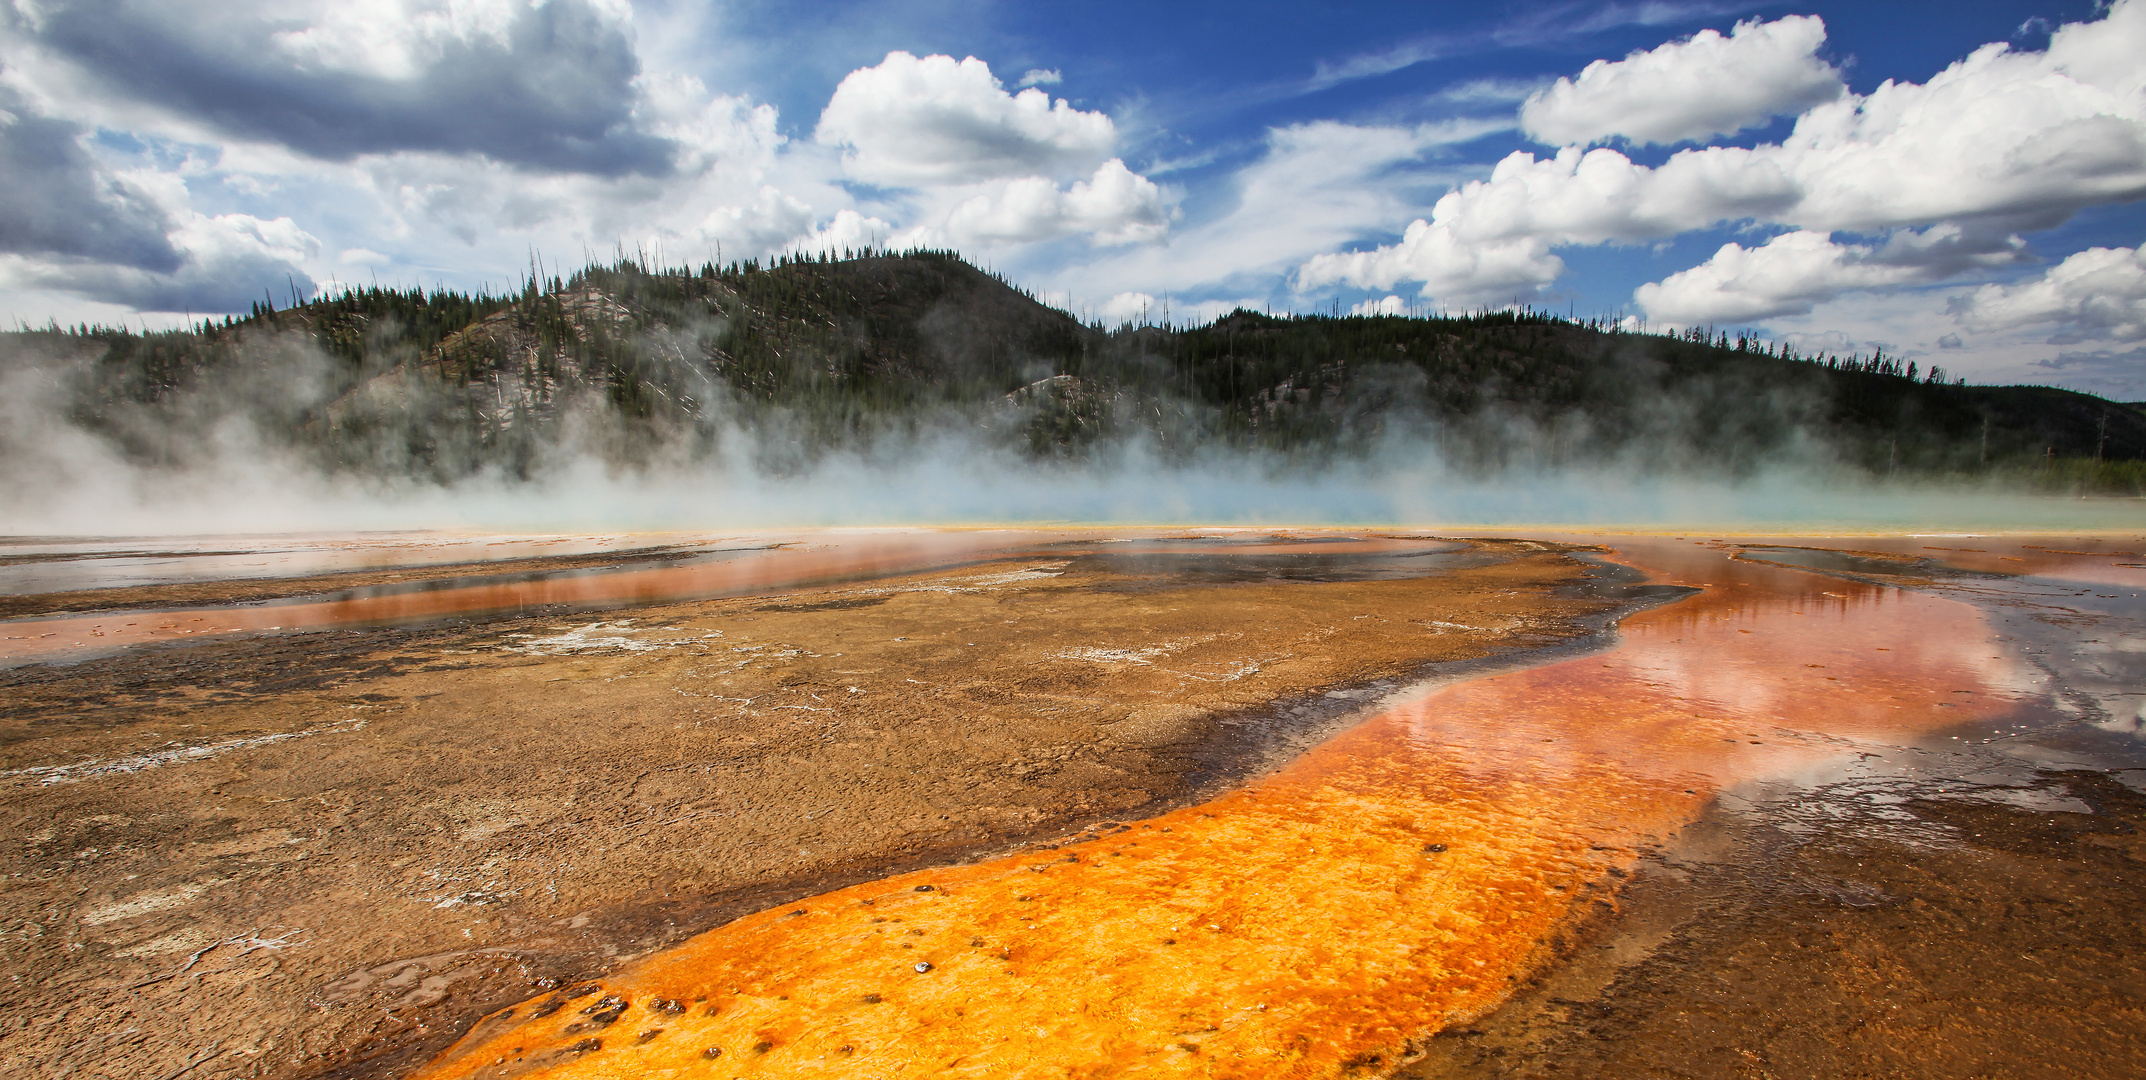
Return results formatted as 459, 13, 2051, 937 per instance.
0, 537, 1616, 1080
1402, 770, 2146, 1080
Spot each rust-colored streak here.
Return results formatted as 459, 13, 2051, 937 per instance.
412, 540, 2039, 1079
0, 531, 1478, 664
1905, 538, 2146, 587
0, 532, 1042, 663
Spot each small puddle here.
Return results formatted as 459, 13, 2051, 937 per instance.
413, 538, 2117, 1079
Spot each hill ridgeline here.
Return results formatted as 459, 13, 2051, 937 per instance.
4, 250, 2142, 494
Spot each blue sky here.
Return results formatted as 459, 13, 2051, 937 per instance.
3, 0, 2144, 395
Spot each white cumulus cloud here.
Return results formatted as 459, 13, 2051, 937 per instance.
1637, 231, 1932, 325
1351, 294, 1408, 317
1773, 6, 2146, 233
693, 186, 819, 258
935, 159, 1168, 247
788, 209, 899, 256
1097, 291, 1158, 325
1520, 16, 1844, 147
1482, 5, 2146, 246
1298, 217, 1562, 308
11, 0, 675, 175
815, 51, 1116, 186
1, 209, 321, 314
1420, 144, 1798, 246
1042, 118, 1505, 313
1303, 1, 2146, 311
1635, 225, 2028, 324
1951, 246, 2146, 343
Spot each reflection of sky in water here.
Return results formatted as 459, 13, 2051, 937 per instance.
0, 532, 733, 595
8, 527, 2142, 1074
1720, 535, 2146, 749
414, 535, 2146, 1079
1952, 575, 2146, 743
0, 531, 1480, 665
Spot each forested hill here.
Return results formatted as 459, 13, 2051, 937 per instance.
6, 250, 2143, 490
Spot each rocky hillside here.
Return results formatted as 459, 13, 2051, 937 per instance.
7, 250, 2144, 489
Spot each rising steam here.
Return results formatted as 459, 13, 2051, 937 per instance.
3, 260, 2139, 537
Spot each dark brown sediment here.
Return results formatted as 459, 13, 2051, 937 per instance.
1402, 768, 2146, 1079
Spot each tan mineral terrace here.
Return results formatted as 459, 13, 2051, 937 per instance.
409, 537, 2047, 1079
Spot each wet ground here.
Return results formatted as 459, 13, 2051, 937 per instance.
2, 528, 2143, 1079
0, 530, 1627, 1080
0, 533, 748, 604
1403, 768, 2146, 1079
1403, 532, 2146, 1080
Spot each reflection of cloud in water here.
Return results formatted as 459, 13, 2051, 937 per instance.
414, 537, 2092, 1078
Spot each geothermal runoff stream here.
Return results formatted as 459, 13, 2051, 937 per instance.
2, 529, 2141, 1079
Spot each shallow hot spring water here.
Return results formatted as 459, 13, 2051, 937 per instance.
0, 532, 1479, 666
404, 536, 2105, 1079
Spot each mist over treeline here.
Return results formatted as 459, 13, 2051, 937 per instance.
3, 249, 2144, 532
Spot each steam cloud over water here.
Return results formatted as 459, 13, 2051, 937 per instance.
3, 314, 2137, 537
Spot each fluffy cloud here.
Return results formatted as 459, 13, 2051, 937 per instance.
693, 186, 818, 258
1059, 118, 1506, 309
2, 12, 1168, 315
1291, 139, 1801, 307
1096, 291, 1158, 325
2, 209, 319, 313
1950, 246, 2146, 343
1298, 217, 1561, 307
1635, 225, 2027, 324
789, 209, 898, 256
1421, 144, 1798, 245
1773, 6, 2146, 233
1305, 1, 2146, 310
935, 159, 1167, 247
1351, 294, 1408, 316
635, 76, 786, 177
0, 84, 180, 270
346, 75, 791, 246
2, 7, 1178, 318
810, 52, 1166, 250
1484, 8, 2146, 243
0, 80, 316, 313
815, 51, 1116, 186
6, 0, 677, 175
1520, 16, 1843, 146
2029, 346, 2146, 400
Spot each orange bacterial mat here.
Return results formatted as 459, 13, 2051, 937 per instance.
412, 538, 2053, 1079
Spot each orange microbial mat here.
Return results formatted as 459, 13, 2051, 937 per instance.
0, 531, 1027, 664
0, 530, 1464, 665
414, 538, 2068, 1079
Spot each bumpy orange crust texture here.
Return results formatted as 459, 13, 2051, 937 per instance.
417, 541, 2021, 1079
